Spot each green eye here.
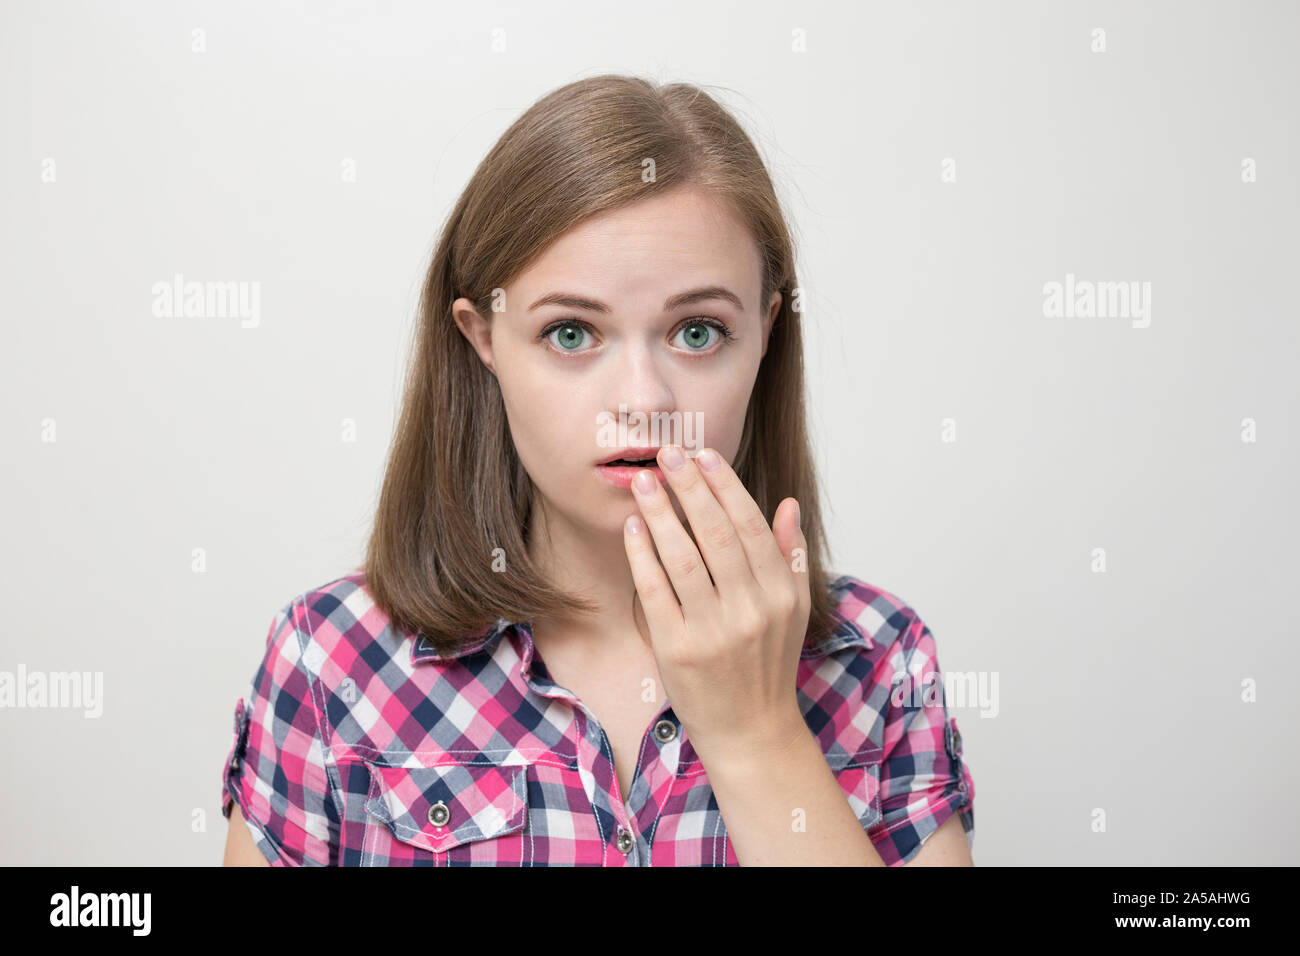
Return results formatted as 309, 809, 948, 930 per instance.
537, 317, 735, 357
675, 322, 717, 350
548, 323, 587, 351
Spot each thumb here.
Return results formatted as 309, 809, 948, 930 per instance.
775, 497, 807, 574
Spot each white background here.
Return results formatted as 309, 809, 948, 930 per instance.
2, 0, 1296, 865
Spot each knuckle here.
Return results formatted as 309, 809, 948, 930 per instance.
641, 493, 670, 517
638, 578, 667, 602
672, 467, 702, 492
739, 511, 770, 539
733, 606, 764, 639
668, 553, 701, 580
772, 586, 798, 617
702, 521, 736, 553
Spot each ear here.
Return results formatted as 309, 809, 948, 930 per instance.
761, 289, 782, 358
451, 297, 496, 375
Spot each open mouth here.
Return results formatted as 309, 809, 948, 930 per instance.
596, 453, 666, 489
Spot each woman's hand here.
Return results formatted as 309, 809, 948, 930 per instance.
622, 444, 812, 763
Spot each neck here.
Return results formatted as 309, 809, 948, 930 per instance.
525, 495, 654, 659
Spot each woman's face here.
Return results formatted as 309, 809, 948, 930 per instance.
453, 185, 780, 538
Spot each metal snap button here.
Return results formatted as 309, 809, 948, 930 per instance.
616, 826, 633, 854
427, 800, 450, 827
653, 719, 677, 743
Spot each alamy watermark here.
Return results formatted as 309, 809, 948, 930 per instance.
151, 272, 261, 328
891, 669, 999, 719
596, 405, 706, 454
1042, 273, 1150, 328
49, 885, 150, 935
0, 665, 103, 718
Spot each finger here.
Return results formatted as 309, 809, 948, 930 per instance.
654, 444, 753, 594
623, 512, 685, 647
774, 497, 812, 623
690, 447, 792, 595
630, 466, 717, 613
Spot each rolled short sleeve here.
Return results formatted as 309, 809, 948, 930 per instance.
869, 613, 975, 865
221, 597, 340, 866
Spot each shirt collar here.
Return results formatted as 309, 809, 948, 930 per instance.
408, 602, 872, 667
409, 618, 516, 666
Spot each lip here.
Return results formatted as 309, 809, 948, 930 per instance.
596, 462, 665, 489
596, 447, 663, 466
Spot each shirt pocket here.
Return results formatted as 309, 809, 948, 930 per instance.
825, 739, 884, 831
361, 757, 530, 865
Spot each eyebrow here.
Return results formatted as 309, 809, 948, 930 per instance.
527, 285, 746, 314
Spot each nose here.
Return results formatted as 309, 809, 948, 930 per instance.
602, 342, 676, 424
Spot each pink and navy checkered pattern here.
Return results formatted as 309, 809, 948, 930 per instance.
221, 571, 975, 865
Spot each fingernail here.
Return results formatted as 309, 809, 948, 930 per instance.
793, 500, 801, 527
697, 448, 720, 471
661, 445, 684, 470
635, 469, 657, 494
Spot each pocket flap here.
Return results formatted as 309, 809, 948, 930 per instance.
363, 760, 528, 853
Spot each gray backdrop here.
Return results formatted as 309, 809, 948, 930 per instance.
2, 0, 1296, 865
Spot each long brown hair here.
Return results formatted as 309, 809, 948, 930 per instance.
363, 73, 845, 657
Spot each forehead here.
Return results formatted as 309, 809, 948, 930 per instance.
509, 187, 763, 313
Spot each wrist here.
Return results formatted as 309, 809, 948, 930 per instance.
691, 707, 812, 775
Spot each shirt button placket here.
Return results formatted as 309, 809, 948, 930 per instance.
616, 825, 634, 857
653, 719, 677, 743
611, 718, 678, 865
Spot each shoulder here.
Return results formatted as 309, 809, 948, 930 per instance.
796, 574, 957, 778
248, 571, 425, 751
812, 572, 938, 666
270, 569, 409, 681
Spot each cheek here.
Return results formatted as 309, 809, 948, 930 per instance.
495, 377, 543, 465
502, 393, 563, 465
685, 391, 751, 459
496, 370, 592, 479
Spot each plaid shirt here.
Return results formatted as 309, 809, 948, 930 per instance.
221, 571, 975, 866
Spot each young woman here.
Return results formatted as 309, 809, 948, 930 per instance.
221, 74, 975, 866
